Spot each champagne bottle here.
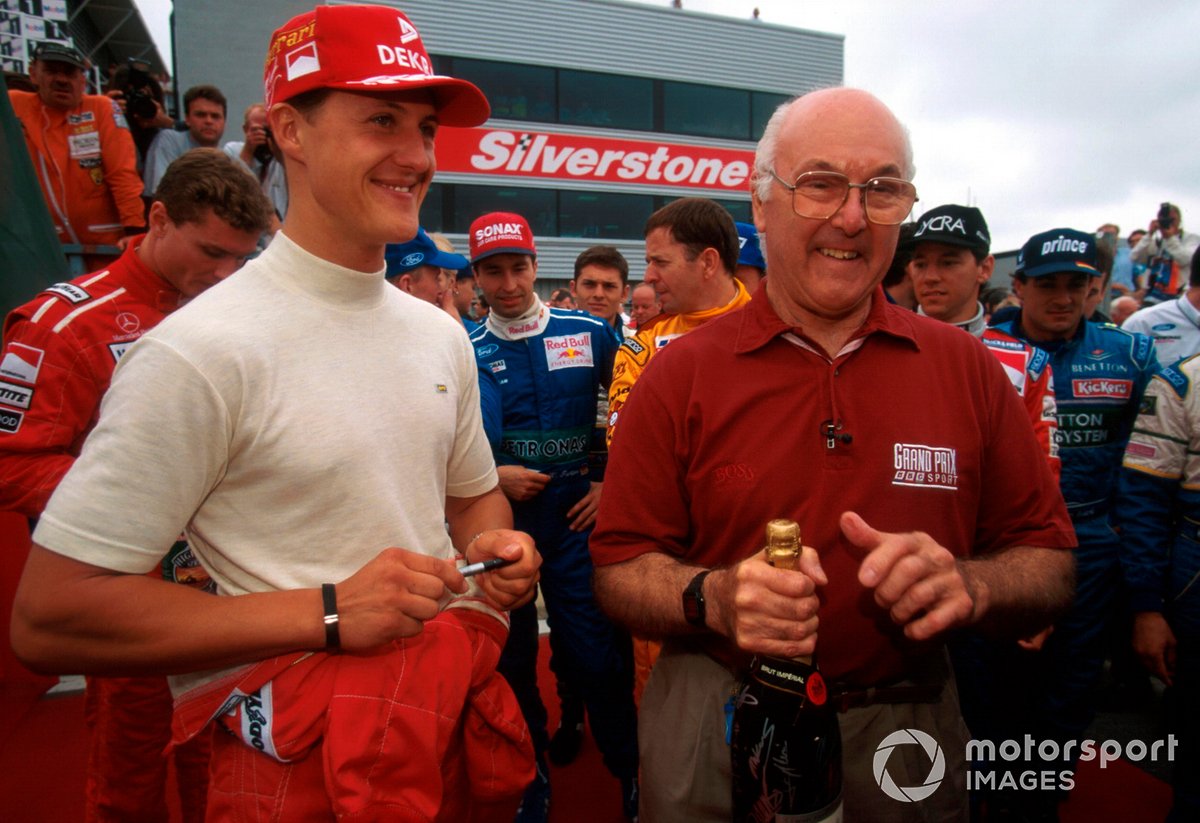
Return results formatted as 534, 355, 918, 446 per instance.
730, 519, 843, 822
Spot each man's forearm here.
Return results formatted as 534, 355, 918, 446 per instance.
446, 486, 513, 554
593, 552, 706, 637
959, 545, 1075, 638
12, 544, 324, 676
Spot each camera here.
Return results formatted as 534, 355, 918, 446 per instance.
121, 59, 159, 122
253, 127, 275, 165
1158, 202, 1176, 231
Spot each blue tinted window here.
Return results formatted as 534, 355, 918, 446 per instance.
663, 81, 750, 140
451, 57, 555, 122
559, 69, 652, 131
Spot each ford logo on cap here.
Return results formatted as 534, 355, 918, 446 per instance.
402, 252, 425, 267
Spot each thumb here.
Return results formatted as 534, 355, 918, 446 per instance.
839, 510, 882, 553
798, 544, 828, 587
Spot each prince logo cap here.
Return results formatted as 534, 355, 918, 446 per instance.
469, 212, 537, 264
1016, 228, 1098, 278
263, 4, 489, 126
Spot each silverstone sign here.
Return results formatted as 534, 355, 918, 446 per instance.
436, 128, 755, 194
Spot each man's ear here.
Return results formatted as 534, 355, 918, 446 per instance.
147, 200, 171, 233
269, 104, 303, 160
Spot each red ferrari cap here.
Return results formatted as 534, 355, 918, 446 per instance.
263, 4, 489, 126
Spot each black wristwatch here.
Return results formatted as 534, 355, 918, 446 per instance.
682, 569, 713, 628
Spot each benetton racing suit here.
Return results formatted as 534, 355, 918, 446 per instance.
469, 297, 639, 782
1118, 357, 1200, 820
993, 312, 1159, 748
0, 239, 211, 823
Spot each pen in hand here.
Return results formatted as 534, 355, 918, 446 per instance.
460, 557, 518, 578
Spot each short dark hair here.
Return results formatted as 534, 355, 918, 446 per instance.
884, 222, 918, 288
156, 148, 273, 234
184, 84, 227, 117
286, 88, 334, 120
1192, 244, 1200, 288
644, 197, 738, 274
573, 246, 629, 285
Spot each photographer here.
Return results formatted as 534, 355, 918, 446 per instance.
1133, 202, 1200, 306
223, 102, 287, 235
108, 59, 174, 170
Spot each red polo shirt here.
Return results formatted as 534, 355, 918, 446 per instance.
591, 287, 1075, 687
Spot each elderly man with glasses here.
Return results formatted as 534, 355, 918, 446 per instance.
589, 88, 1077, 822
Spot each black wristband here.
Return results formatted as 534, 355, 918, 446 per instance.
321, 583, 341, 652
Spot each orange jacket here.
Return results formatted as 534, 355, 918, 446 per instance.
9, 90, 145, 246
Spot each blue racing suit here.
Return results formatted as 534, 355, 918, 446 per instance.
469, 297, 638, 782
1118, 357, 1200, 820
994, 313, 1159, 749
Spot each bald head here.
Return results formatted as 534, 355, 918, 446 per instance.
1110, 296, 1140, 326
753, 88, 913, 203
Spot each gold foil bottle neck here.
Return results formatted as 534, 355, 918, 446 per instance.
765, 519, 800, 571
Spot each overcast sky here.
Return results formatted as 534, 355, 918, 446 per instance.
134, 0, 1200, 252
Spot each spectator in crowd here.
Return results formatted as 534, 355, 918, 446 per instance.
606, 197, 751, 447
107, 59, 175, 170
1133, 203, 1200, 306
1128, 228, 1149, 290
9, 43, 145, 259
979, 285, 1011, 322
992, 227, 1159, 816
384, 227, 469, 323
547, 287, 575, 309
882, 220, 918, 309
627, 281, 660, 329
11, 5, 540, 819
591, 88, 1075, 822
223, 102, 288, 226
467, 212, 638, 823
1111, 295, 1141, 326
571, 245, 632, 336
142, 84, 228, 194
734, 221, 766, 294
1119, 359, 1200, 822
475, 292, 491, 321
452, 264, 480, 331
1102, 223, 1134, 299
1086, 238, 1116, 323
0, 148, 270, 823
907, 204, 1058, 474
1121, 245, 1200, 366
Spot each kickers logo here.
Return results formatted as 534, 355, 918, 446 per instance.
1072, 378, 1132, 399
544, 334, 594, 371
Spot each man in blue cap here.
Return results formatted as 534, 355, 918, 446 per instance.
385, 228, 470, 321
991, 228, 1160, 814
734, 220, 766, 294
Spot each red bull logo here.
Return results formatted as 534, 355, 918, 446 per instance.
544, 334, 593, 371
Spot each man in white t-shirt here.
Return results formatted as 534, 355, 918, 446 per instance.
1122, 244, 1200, 367
11, 5, 541, 819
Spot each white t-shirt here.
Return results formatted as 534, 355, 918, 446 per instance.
36, 232, 497, 597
